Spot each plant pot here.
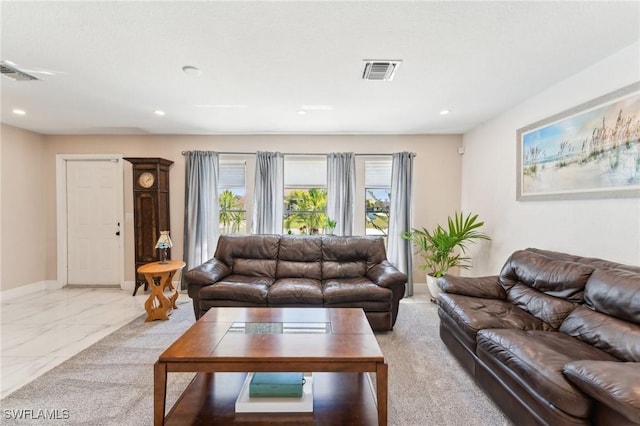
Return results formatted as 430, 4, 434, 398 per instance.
426, 274, 440, 303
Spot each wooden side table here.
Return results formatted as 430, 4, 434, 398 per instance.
137, 260, 186, 322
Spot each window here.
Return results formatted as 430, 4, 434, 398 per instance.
364, 160, 391, 236
283, 156, 327, 234
218, 161, 247, 234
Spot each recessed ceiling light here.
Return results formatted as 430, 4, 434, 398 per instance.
12, 109, 26, 115
297, 110, 306, 115
182, 66, 202, 76
154, 110, 165, 116
440, 109, 451, 115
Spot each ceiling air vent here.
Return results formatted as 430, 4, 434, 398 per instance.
0, 62, 39, 81
361, 60, 401, 81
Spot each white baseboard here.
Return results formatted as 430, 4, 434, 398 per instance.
412, 282, 428, 294
121, 281, 136, 293
0, 280, 62, 302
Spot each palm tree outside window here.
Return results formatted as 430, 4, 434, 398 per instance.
364, 159, 392, 240
283, 156, 327, 234
218, 161, 247, 234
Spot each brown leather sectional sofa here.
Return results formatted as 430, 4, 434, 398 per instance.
184, 234, 407, 331
438, 248, 640, 426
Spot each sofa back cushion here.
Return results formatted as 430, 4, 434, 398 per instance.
506, 284, 577, 329
214, 235, 280, 278
500, 249, 594, 301
560, 307, 640, 362
559, 269, 640, 362
322, 236, 386, 279
583, 269, 640, 324
573, 255, 640, 275
499, 249, 595, 329
276, 235, 322, 279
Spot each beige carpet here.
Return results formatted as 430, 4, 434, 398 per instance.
0, 299, 510, 425
378, 300, 511, 425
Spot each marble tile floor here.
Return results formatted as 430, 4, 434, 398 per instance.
0, 287, 190, 399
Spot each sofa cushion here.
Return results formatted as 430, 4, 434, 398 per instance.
277, 260, 321, 280
572, 255, 640, 275
477, 329, 618, 419
500, 249, 594, 302
323, 278, 392, 304
497, 250, 595, 329
322, 235, 387, 261
214, 235, 280, 277
199, 275, 272, 304
232, 258, 278, 278
559, 306, 640, 362
438, 292, 551, 343
268, 278, 323, 305
507, 283, 578, 329
276, 236, 322, 280
563, 361, 640, 424
583, 269, 640, 325
322, 236, 386, 279
323, 260, 367, 279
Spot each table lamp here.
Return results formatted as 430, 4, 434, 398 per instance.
155, 230, 173, 264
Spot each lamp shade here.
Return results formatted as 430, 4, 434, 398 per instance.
155, 230, 173, 249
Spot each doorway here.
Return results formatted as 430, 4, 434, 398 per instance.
56, 154, 124, 287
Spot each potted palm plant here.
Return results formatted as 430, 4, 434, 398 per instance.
402, 212, 490, 302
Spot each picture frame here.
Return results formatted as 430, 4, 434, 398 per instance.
516, 82, 640, 201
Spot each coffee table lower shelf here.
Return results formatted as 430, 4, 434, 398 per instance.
164, 371, 379, 425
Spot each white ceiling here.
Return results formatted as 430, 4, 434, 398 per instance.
1, 1, 638, 135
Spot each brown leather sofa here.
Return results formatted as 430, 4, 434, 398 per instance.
438, 248, 640, 426
184, 234, 407, 331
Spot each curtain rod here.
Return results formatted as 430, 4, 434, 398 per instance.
181, 151, 415, 157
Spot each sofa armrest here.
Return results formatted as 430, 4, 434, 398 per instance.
563, 361, 640, 424
184, 258, 231, 297
438, 275, 506, 299
367, 261, 408, 289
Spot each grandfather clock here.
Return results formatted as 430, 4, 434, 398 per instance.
125, 157, 174, 295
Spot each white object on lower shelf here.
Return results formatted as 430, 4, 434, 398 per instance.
235, 372, 314, 413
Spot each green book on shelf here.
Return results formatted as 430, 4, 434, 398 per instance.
249, 372, 305, 398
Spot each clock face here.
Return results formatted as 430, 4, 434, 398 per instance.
138, 171, 155, 188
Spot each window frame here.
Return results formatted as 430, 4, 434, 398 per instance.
283, 155, 328, 234
218, 159, 248, 235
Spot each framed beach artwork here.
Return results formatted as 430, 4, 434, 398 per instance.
516, 82, 640, 201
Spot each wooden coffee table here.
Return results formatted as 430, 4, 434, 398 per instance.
154, 307, 388, 425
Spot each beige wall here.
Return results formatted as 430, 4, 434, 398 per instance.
461, 42, 640, 275
1, 124, 47, 291
32, 134, 460, 286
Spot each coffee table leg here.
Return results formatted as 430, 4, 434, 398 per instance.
376, 362, 388, 426
154, 361, 167, 426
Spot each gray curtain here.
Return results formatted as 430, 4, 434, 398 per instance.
326, 152, 355, 236
183, 151, 219, 288
387, 152, 414, 296
252, 151, 284, 234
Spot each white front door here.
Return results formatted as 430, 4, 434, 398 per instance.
66, 160, 121, 285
